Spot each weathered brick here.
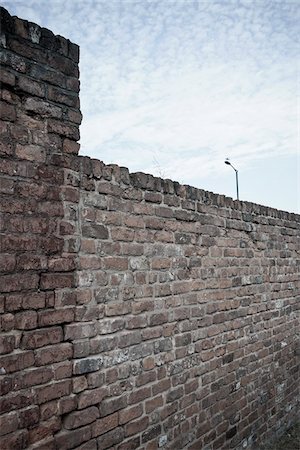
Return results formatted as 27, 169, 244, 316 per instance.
73, 356, 103, 376
103, 257, 128, 271
17, 75, 45, 97
142, 424, 162, 444
64, 406, 99, 430
63, 138, 80, 154
119, 404, 143, 425
0, 411, 18, 435
40, 273, 75, 290
19, 405, 40, 428
0, 334, 15, 354
91, 412, 118, 437
47, 119, 79, 140
149, 313, 168, 326
0, 68, 16, 86
35, 343, 72, 366
55, 426, 92, 450
48, 85, 78, 107
99, 395, 127, 417
125, 416, 149, 437
0, 389, 34, 413
30, 414, 57, 444
145, 395, 163, 414
24, 97, 62, 118
35, 380, 71, 404
38, 308, 74, 326
0, 100, 16, 121
0, 273, 39, 293
65, 322, 97, 340
21, 326, 63, 349
0, 350, 34, 373
128, 387, 151, 405
77, 386, 107, 409
96, 427, 124, 449
16, 144, 46, 162
22, 367, 54, 388
0, 430, 28, 449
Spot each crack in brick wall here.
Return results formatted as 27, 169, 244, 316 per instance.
0, 7, 299, 450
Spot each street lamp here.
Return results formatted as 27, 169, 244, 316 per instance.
225, 159, 239, 200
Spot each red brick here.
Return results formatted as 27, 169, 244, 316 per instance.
27, 417, 61, 445
0, 68, 16, 86
38, 308, 74, 326
58, 395, 77, 414
99, 395, 127, 417
126, 315, 148, 329
0, 101, 16, 121
0, 334, 15, 354
18, 75, 45, 97
103, 257, 128, 271
40, 273, 75, 290
40, 401, 59, 421
22, 292, 46, 310
21, 326, 63, 349
73, 440, 97, 450
0, 411, 18, 436
0, 177, 14, 194
125, 416, 149, 437
117, 436, 141, 450
91, 412, 118, 437
47, 119, 79, 140
55, 426, 92, 450
65, 322, 97, 340
19, 406, 40, 428
142, 327, 162, 340
35, 380, 71, 404
16, 144, 46, 162
136, 370, 156, 387
96, 427, 124, 449
152, 378, 171, 396
22, 367, 53, 388
78, 386, 107, 409
0, 389, 34, 414
0, 351, 34, 374
48, 257, 76, 272
63, 138, 80, 154
0, 430, 28, 449
145, 395, 163, 414
64, 406, 99, 430
119, 404, 143, 425
35, 343, 73, 366
0, 313, 15, 332
0, 273, 39, 293
128, 387, 151, 405
149, 313, 168, 326
73, 376, 88, 393
30, 437, 56, 450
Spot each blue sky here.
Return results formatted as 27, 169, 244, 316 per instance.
4, 0, 299, 213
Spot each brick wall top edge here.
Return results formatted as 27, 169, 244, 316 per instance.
79, 156, 300, 223
0, 6, 79, 62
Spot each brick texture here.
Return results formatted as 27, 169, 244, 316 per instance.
0, 5, 299, 450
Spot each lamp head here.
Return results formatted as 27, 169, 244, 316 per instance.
224, 159, 231, 165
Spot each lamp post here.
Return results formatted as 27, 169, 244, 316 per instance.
225, 159, 239, 200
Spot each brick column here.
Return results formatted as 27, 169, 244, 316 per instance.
0, 7, 81, 449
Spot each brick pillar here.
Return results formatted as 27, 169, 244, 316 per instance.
0, 7, 81, 448
0, 6, 81, 157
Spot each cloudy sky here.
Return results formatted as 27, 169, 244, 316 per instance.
4, 0, 299, 213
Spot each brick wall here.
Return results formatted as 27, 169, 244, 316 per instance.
0, 7, 299, 450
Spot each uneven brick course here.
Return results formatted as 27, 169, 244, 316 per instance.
0, 6, 299, 450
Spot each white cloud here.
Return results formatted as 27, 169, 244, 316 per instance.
3, 0, 299, 211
